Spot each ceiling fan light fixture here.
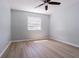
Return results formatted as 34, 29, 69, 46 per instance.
45, 5, 48, 10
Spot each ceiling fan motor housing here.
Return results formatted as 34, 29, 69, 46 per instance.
45, 5, 48, 10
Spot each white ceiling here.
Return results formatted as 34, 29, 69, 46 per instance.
9, 0, 79, 15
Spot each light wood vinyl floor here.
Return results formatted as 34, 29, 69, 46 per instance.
3, 39, 79, 58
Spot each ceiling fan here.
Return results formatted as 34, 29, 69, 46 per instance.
35, 0, 61, 10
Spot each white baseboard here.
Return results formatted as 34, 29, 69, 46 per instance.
11, 39, 33, 42
11, 34, 49, 43
50, 36, 79, 48
0, 41, 12, 58
11, 39, 47, 43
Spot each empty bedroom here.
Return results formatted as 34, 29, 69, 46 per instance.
0, 0, 79, 58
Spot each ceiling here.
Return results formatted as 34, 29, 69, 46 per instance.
9, 0, 79, 15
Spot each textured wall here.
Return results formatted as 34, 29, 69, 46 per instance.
50, 2, 79, 46
0, 0, 11, 55
11, 9, 50, 40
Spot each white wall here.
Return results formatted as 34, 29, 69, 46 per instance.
50, 1, 79, 46
11, 9, 50, 41
0, 0, 11, 56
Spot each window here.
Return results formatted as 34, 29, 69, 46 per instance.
28, 16, 41, 30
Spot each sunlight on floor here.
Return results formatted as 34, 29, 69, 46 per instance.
33, 40, 48, 43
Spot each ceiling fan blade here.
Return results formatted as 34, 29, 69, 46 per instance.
47, 0, 51, 2
48, 2, 61, 5
43, 0, 50, 3
45, 5, 48, 10
35, 3, 45, 8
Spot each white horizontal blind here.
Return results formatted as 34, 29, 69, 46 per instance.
28, 16, 41, 30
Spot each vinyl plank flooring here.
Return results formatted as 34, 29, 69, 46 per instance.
2, 39, 79, 58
